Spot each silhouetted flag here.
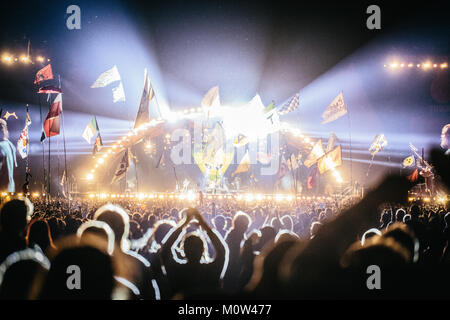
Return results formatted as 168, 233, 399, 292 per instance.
93, 133, 103, 156
134, 69, 152, 129
111, 149, 129, 184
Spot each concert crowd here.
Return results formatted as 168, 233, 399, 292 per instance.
0, 148, 449, 300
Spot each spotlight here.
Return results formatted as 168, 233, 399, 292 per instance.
400, 63, 405, 68
440, 63, 448, 69
86, 173, 94, 180
20, 55, 30, 63
390, 63, 398, 68
422, 63, 431, 69
433, 64, 438, 68
97, 158, 104, 164
2, 54, 13, 63
408, 63, 413, 68
36, 56, 45, 63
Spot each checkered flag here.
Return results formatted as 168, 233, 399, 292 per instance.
278, 93, 299, 115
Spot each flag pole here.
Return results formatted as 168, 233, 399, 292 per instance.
59, 75, 70, 213
343, 90, 353, 195
38, 94, 47, 195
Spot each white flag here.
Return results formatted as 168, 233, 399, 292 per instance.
112, 81, 126, 103
321, 92, 347, 124
91, 65, 121, 88
201, 86, 220, 108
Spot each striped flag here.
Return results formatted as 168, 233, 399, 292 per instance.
278, 93, 299, 115
82, 117, 99, 144
43, 93, 62, 138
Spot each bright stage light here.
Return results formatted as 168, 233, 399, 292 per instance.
97, 158, 104, 164
390, 63, 398, 68
422, 63, 431, 69
408, 63, 413, 68
89, 193, 95, 198
36, 56, 44, 62
275, 194, 284, 202
20, 55, 30, 63
86, 173, 94, 180
441, 63, 448, 69
2, 54, 13, 63
424, 197, 430, 202
245, 193, 254, 202
255, 194, 263, 201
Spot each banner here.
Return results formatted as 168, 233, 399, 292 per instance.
91, 65, 121, 88
321, 92, 347, 124
17, 112, 31, 159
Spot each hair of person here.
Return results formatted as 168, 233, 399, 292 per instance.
0, 198, 34, 234
25, 219, 56, 250
232, 211, 252, 232
361, 228, 382, 246
93, 203, 130, 252
77, 220, 115, 255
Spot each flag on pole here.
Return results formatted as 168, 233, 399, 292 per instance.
369, 134, 388, 156
321, 92, 347, 124
402, 155, 415, 168
326, 132, 339, 153
232, 150, 251, 176
278, 93, 299, 115
111, 149, 129, 184
307, 165, 319, 189
112, 81, 126, 103
34, 64, 53, 84
38, 86, 62, 94
264, 101, 275, 114
91, 65, 121, 88
155, 150, 165, 168
304, 140, 325, 168
93, 133, 103, 156
318, 145, 342, 174
134, 69, 151, 129
82, 117, 99, 144
201, 86, 220, 109
43, 93, 62, 138
407, 168, 419, 182
288, 153, 299, 171
276, 155, 289, 186
17, 111, 32, 159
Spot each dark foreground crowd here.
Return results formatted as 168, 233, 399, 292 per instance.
0, 149, 449, 300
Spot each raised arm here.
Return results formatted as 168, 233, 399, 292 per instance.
195, 210, 227, 269
161, 210, 191, 266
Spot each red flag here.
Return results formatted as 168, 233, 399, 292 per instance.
34, 64, 53, 84
38, 85, 61, 94
307, 166, 319, 189
407, 168, 418, 182
43, 94, 62, 138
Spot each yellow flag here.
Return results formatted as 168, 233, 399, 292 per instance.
318, 145, 342, 174
304, 140, 325, 168
232, 150, 251, 176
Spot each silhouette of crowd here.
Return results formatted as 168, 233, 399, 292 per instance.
0, 148, 449, 300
